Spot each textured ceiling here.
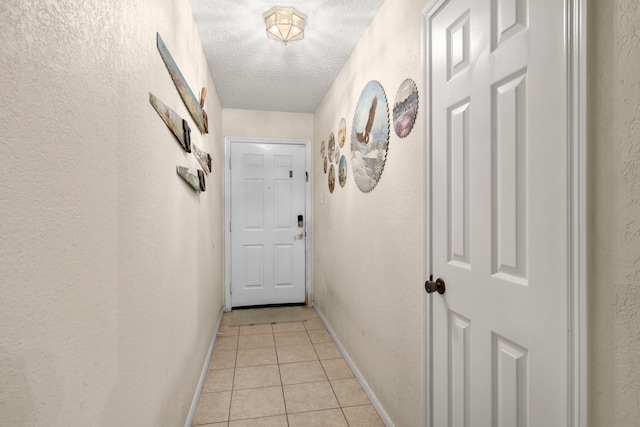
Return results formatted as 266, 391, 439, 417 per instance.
190, 0, 385, 113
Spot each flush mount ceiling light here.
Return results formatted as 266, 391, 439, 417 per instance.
263, 6, 306, 45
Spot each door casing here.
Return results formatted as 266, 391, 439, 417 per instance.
224, 137, 313, 311
421, 0, 587, 425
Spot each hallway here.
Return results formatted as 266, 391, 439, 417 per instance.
2, 0, 638, 425
191, 307, 384, 426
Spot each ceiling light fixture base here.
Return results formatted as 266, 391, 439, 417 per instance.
263, 6, 306, 45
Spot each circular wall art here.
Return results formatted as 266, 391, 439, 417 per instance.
328, 164, 336, 194
338, 118, 347, 148
393, 78, 419, 138
351, 80, 390, 193
338, 155, 347, 187
328, 133, 336, 162
323, 156, 328, 174
335, 146, 340, 164
320, 140, 326, 158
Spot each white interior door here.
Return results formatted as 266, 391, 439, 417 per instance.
425, 0, 570, 425
230, 142, 306, 307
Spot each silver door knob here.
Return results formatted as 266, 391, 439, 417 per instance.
294, 231, 304, 240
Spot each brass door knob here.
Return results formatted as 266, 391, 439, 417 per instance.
425, 278, 446, 294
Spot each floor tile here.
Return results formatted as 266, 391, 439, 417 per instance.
276, 345, 318, 364
313, 342, 342, 360
236, 347, 278, 367
233, 365, 281, 390
280, 360, 327, 385
218, 326, 240, 336
209, 350, 237, 370
330, 379, 370, 407
320, 358, 354, 380
342, 405, 385, 426
230, 386, 286, 420
228, 415, 288, 426
287, 409, 348, 427
307, 329, 332, 344
237, 333, 275, 350
239, 324, 273, 336
283, 381, 339, 414
274, 331, 312, 347
272, 322, 306, 333
202, 368, 234, 393
303, 319, 325, 331
192, 391, 231, 425
215, 335, 238, 351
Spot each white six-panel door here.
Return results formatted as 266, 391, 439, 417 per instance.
425, 0, 570, 425
230, 142, 307, 307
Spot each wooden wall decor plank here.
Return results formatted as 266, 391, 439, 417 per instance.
176, 165, 206, 192
157, 33, 209, 133
149, 92, 192, 153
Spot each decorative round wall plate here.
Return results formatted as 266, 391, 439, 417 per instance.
323, 156, 328, 174
392, 78, 419, 138
351, 80, 390, 193
338, 155, 347, 187
328, 133, 336, 162
328, 164, 336, 193
338, 118, 346, 148
335, 146, 340, 164
320, 140, 326, 158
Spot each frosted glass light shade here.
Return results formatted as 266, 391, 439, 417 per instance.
263, 6, 306, 45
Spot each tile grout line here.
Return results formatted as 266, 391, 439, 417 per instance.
226, 342, 238, 424
274, 327, 290, 426
315, 338, 354, 426
269, 329, 286, 422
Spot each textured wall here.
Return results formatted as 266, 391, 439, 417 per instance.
312, 0, 425, 425
0, 0, 224, 425
222, 108, 314, 141
589, 0, 640, 425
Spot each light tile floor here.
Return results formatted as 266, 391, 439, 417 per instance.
192, 306, 385, 427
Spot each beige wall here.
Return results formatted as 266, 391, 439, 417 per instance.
223, 108, 314, 141
0, 0, 225, 425
312, 0, 426, 425
588, 0, 640, 425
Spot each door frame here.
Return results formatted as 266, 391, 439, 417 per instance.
420, 0, 587, 426
224, 136, 313, 311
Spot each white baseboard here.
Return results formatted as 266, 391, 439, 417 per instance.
313, 305, 394, 427
184, 309, 224, 427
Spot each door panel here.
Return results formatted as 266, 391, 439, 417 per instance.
492, 333, 528, 427
449, 311, 471, 427
492, 71, 528, 282
426, 0, 568, 424
244, 179, 264, 229
231, 142, 306, 307
274, 244, 293, 287
244, 245, 264, 288
448, 99, 471, 268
